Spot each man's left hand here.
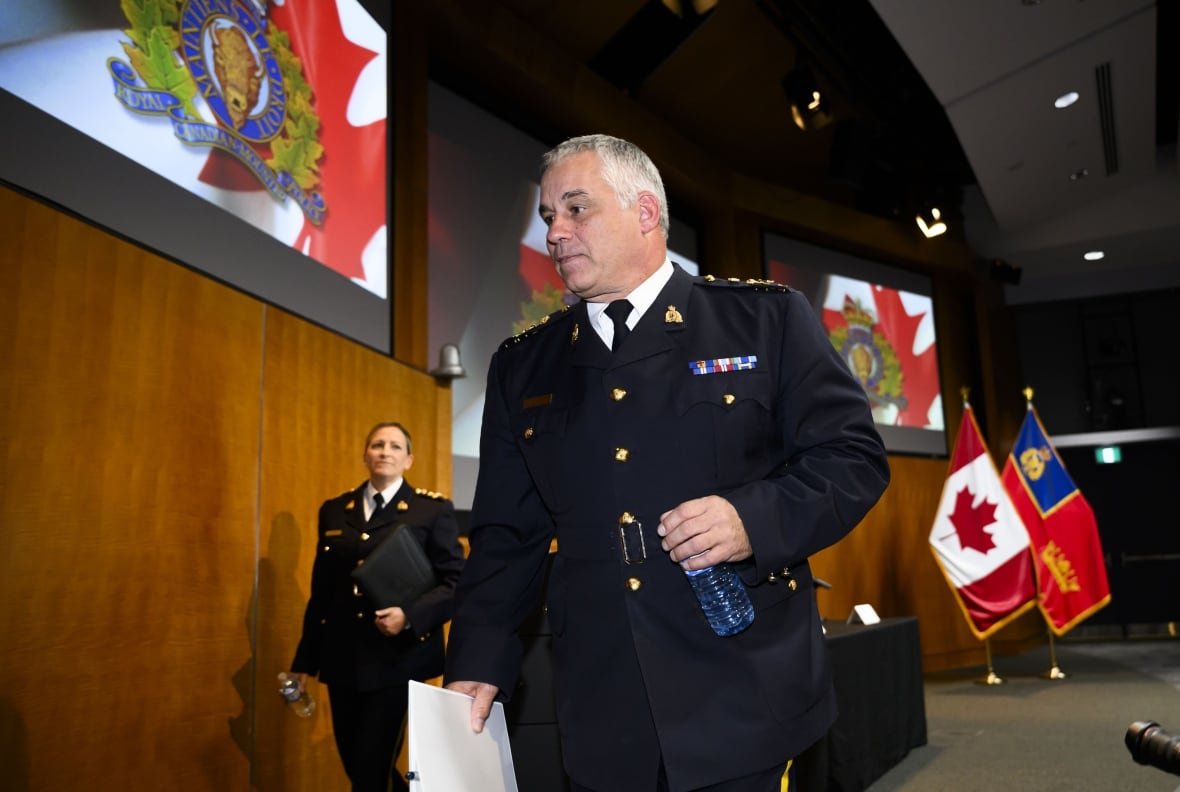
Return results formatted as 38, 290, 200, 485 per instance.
658, 495, 752, 570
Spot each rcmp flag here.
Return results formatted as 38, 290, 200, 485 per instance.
1001, 400, 1111, 635
929, 403, 1037, 639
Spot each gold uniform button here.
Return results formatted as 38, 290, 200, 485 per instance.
322, 545, 330, 552
361, 532, 371, 541
611, 388, 627, 401
626, 577, 643, 592
768, 572, 778, 583
523, 427, 535, 440
723, 393, 736, 405
356, 612, 365, 619
356, 559, 365, 567
614, 447, 630, 462
789, 579, 799, 591
353, 584, 362, 597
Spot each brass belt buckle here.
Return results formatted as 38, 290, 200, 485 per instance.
618, 512, 647, 565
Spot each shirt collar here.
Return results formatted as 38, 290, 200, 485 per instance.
587, 258, 674, 330
368, 478, 403, 504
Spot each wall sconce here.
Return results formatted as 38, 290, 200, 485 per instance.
429, 343, 467, 380
783, 67, 833, 132
915, 205, 947, 238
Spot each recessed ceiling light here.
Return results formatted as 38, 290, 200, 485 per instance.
1083, 250, 1105, 261
1054, 91, 1079, 109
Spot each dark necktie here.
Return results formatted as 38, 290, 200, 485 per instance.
369, 492, 385, 523
604, 299, 633, 352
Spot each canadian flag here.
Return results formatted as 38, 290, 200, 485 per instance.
928, 403, 1037, 639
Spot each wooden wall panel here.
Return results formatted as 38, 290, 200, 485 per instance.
253, 308, 450, 792
0, 186, 263, 790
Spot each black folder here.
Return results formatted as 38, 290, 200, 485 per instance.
350, 523, 437, 608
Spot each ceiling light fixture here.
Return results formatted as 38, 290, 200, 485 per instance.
1083, 250, 1105, 261
783, 67, 833, 132
1054, 91, 1079, 109
915, 206, 947, 239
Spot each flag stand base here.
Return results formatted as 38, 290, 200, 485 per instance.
1041, 630, 1067, 680
975, 639, 1005, 685
1041, 664, 1067, 680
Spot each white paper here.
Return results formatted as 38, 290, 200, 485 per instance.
407, 681, 519, 792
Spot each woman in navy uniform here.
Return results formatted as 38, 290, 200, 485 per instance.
445, 136, 889, 791
291, 422, 465, 792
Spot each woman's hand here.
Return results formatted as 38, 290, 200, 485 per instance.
374, 606, 407, 636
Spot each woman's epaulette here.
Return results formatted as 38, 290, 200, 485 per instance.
414, 487, 448, 501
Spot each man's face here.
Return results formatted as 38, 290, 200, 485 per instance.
363, 425, 413, 483
538, 150, 646, 302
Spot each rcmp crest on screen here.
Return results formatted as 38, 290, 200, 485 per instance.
181, 0, 286, 142
828, 296, 906, 420
106, 0, 326, 225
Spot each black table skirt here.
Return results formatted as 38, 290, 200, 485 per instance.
794, 617, 928, 791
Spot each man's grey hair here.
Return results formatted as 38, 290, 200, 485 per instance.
541, 134, 670, 240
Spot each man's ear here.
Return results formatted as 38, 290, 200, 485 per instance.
636, 191, 661, 235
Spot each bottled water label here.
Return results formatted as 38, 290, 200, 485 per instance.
686, 563, 755, 636
277, 672, 316, 717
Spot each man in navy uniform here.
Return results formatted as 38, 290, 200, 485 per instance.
445, 135, 889, 792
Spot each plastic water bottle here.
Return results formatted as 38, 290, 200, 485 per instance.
686, 563, 755, 636
277, 672, 316, 718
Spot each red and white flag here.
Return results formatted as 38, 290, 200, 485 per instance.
929, 403, 1037, 639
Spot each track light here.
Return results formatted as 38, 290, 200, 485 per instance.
915, 205, 947, 238
783, 67, 832, 131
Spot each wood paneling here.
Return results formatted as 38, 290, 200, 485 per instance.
0, 186, 262, 790
0, 181, 453, 791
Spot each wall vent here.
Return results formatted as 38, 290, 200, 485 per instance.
1095, 62, 1119, 176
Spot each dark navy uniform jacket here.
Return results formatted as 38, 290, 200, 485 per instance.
445, 265, 889, 791
293, 480, 465, 691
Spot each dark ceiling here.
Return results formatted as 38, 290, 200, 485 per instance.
487, 0, 977, 225
423, 0, 1179, 303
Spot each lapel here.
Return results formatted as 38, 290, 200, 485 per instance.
567, 300, 611, 370
367, 480, 412, 530
567, 266, 696, 371
343, 482, 368, 532
610, 265, 693, 368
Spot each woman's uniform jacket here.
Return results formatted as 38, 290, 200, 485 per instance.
293, 480, 465, 691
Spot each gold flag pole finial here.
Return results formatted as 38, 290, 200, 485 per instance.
1022, 386, 1035, 404
960, 386, 970, 405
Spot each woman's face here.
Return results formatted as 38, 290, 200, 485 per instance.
363, 425, 413, 485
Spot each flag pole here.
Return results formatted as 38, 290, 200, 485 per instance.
976, 639, 1005, 686
1042, 626, 1067, 680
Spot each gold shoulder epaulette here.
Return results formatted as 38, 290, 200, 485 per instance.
501, 305, 572, 349
699, 274, 791, 292
414, 487, 448, 501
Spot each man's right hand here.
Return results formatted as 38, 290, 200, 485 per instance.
445, 681, 500, 733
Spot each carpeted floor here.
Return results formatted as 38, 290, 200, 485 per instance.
867, 638, 1180, 792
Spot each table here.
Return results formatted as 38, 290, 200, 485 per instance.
794, 617, 928, 791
